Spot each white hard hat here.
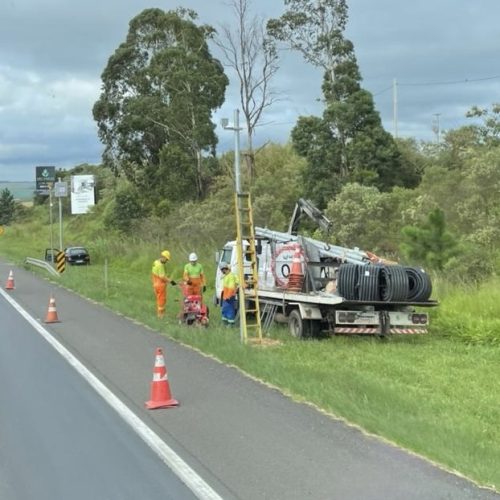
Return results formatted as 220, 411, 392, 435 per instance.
189, 252, 198, 262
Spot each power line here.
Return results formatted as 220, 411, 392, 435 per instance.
398, 75, 500, 87
366, 74, 500, 97
372, 85, 392, 96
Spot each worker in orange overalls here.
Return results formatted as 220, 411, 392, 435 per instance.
152, 250, 176, 318
183, 252, 206, 297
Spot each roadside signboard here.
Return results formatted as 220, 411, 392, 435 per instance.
71, 175, 95, 214
54, 181, 68, 197
36, 166, 56, 195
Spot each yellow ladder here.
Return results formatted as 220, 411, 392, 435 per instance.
234, 192, 263, 344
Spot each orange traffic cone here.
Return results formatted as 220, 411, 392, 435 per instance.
5, 270, 15, 290
44, 295, 60, 323
145, 348, 179, 410
287, 246, 305, 292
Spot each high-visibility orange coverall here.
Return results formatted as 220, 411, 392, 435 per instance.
152, 259, 171, 318
183, 262, 205, 296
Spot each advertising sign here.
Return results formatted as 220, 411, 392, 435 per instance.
36, 166, 56, 194
70, 175, 95, 214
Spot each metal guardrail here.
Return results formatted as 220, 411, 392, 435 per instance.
24, 257, 61, 277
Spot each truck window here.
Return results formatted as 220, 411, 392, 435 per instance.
221, 248, 232, 264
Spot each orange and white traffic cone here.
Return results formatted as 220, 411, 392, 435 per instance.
145, 348, 179, 410
44, 295, 60, 323
5, 270, 15, 290
287, 246, 305, 292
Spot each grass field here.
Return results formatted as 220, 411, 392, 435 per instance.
1, 220, 499, 492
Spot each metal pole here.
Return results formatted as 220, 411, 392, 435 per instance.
393, 78, 398, 139
232, 109, 245, 342
222, 110, 245, 343
433, 113, 441, 144
49, 186, 54, 263
58, 178, 63, 251
234, 109, 241, 194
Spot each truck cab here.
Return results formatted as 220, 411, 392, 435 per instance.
214, 240, 252, 305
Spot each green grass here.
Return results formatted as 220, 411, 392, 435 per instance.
1, 220, 499, 491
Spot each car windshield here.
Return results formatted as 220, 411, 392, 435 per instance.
70, 248, 87, 254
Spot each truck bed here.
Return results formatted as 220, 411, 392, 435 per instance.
249, 288, 438, 308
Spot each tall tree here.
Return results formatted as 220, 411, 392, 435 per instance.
215, 0, 279, 183
466, 103, 500, 147
268, 0, 412, 207
93, 8, 228, 204
400, 208, 459, 271
0, 188, 16, 225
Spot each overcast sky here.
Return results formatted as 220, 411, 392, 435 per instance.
1, 0, 499, 181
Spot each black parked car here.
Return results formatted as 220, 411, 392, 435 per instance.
44, 248, 59, 263
64, 246, 90, 265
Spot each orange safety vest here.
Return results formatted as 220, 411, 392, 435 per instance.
222, 272, 239, 300
152, 259, 168, 287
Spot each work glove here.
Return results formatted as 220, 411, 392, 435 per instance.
170, 280, 177, 286
202, 285, 206, 293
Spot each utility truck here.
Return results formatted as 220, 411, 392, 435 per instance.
216, 199, 437, 339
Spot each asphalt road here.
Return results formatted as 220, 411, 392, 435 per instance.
0, 295, 197, 500
1, 260, 498, 500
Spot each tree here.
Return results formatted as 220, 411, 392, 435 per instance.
93, 8, 228, 204
400, 208, 459, 271
395, 138, 429, 179
103, 183, 148, 234
215, 0, 279, 183
268, 0, 410, 206
324, 183, 402, 254
437, 126, 481, 171
454, 148, 500, 248
163, 143, 305, 245
466, 103, 500, 147
0, 188, 16, 225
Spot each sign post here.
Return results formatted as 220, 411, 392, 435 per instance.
36, 166, 56, 262
54, 179, 68, 252
49, 185, 54, 262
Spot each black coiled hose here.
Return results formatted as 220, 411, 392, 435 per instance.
337, 263, 359, 300
337, 263, 432, 303
358, 264, 382, 301
380, 265, 409, 301
405, 267, 433, 302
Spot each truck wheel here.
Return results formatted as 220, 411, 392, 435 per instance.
288, 310, 322, 339
288, 310, 304, 338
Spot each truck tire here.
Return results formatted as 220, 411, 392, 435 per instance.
288, 310, 321, 339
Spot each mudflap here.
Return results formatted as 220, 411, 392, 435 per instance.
379, 310, 390, 337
